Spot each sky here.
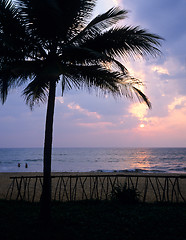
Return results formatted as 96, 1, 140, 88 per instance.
0, 0, 186, 148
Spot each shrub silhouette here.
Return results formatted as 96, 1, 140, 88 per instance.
110, 184, 140, 204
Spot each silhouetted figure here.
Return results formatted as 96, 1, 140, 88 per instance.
25, 163, 28, 168
18, 163, 21, 167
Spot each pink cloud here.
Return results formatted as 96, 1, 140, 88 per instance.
77, 121, 114, 128
67, 102, 101, 119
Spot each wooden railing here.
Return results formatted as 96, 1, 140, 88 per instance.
6, 174, 186, 203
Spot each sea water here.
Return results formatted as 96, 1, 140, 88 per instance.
0, 148, 186, 173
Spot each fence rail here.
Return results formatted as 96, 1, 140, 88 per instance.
6, 174, 186, 203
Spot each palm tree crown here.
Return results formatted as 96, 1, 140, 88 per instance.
0, 0, 163, 108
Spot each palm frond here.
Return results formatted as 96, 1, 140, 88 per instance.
0, 66, 23, 103
61, 45, 129, 76
61, 45, 109, 65
61, 74, 81, 96
112, 76, 151, 108
0, 0, 29, 58
0, 76, 9, 103
80, 26, 163, 59
108, 57, 129, 75
61, 64, 151, 107
68, 0, 97, 36
69, 7, 127, 44
16, 0, 96, 41
22, 76, 49, 109
0, 0, 19, 30
0, 59, 44, 103
61, 64, 124, 97
132, 86, 151, 108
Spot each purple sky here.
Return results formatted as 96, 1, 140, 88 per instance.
0, 0, 186, 148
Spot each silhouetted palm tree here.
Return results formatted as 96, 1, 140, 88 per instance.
0, 0, 163, 222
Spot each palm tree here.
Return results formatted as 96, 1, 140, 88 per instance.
0, 0, 163, 221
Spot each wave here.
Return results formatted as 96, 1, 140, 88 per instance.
162, 157, 185, 160
169, 167, 186, 172
23, 159, 42, 162
108, 160, 120, 163
95, 169, 167, 173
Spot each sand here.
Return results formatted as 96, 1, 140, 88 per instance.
1, 172, 186, 203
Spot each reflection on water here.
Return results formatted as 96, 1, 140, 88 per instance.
130, 150, 151, 171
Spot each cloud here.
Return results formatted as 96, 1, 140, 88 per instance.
137, 104, 186, 145
111, 0, 119, 5
151, 66, 169, 75
77, 121, 114, 128
128, 95, 186, 136
56, 96, 64, 104
67, 102, 101, 119
129, 103, 148, 122
168, 96, 186, 111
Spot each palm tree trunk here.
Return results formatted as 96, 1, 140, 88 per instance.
40, 80, 56, 224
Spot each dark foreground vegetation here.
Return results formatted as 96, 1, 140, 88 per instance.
0, 199, 186, 240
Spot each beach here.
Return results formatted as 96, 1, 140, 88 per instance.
1, 172, 186, 240
1, 172, 186, 203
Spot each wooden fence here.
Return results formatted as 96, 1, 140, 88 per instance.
6, 174, 186, 203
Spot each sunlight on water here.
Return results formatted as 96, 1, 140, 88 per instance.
130, 150, 151, 171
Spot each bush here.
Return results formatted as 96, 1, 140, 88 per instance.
110, 184, 140, 204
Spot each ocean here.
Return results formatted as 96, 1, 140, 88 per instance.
0, 148, 186, 173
